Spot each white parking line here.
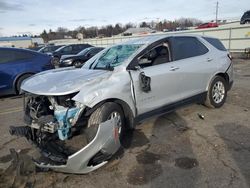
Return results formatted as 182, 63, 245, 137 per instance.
0, 107, 23, 115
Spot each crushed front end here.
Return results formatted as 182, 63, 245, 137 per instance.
10, 93, 120, 174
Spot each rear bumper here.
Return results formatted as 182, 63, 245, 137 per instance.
226, 62, 233, 90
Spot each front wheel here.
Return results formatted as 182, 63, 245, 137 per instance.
73, 61, 82, 68
86, 102, 125, 143
205, 76, 227, 108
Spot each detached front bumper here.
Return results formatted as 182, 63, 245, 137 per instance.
10, 118, 121, 174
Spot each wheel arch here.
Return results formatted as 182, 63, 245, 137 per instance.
84, 98, 135, 129
206, 72, 230, 91
13, 72, 35, 93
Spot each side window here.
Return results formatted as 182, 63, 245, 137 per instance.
0, 50, 34, 63
14, 51, 34, 61
0, 50, 13, 63
138, 43, 171, 68
173, 37, 209, 61
62, 46, 72, 52
203, 37, 227, 51
43, 47, 49, 53
89, 48, 101, 56
72, 45, 79, 50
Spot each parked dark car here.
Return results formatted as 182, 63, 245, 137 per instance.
28, 46, 44, 51
240, 10, 250, 24
59, 47, 104, 68
0, 47, 54, 96
196, 22, 218, 29
52, 44, 92, 65
38, 45, 65, 54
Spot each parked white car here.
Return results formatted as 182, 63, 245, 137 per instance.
10, 34, 233, 174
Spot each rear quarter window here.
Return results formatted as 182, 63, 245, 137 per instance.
203, 37, 227, 51
172, 37, 209, 61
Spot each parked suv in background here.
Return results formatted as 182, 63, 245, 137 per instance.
13, 34, 233, 174
59, 47, 104, 68
0, 47, 54, 96
240, 10, 250, 24
52, 44, 92, 65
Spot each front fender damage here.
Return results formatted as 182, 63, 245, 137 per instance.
9, 93, 121, 174
35, 118, 121, 174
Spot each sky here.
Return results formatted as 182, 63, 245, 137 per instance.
0, 0, 249, 36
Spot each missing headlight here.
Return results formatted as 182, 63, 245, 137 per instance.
55, 92, 79, 108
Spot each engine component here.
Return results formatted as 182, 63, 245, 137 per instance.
25, 95, 53, 120
54, 107, 80, 140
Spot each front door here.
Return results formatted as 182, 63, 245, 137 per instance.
129, 42, 184, 115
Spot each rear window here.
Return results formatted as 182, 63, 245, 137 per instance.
173, 37, 209, 61
203, 37, 227, 51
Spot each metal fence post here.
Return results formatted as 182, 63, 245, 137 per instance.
228, 28, 232, 52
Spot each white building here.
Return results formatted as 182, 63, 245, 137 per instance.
0, 37, 32, 48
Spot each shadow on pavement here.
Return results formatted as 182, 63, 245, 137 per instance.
126, 112, 201, 187
0, 94, 22, 100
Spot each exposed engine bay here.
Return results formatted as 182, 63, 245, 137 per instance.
23, 93, 84, 140
10, 93, 121, 174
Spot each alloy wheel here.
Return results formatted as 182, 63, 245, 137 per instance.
212, 81, 225, 104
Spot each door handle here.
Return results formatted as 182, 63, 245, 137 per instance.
207, 58, 213, 62
170, 67, 179, 71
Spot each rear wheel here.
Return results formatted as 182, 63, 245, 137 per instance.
205, 76, 227, 108
16, 74, 33, 94
86, 102, 125, 144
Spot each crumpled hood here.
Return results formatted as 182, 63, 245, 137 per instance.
21, 68, 111, 96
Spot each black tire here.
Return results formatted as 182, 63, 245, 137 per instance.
73, 61, 82, 68
86, 102, 125, 144
53, 56, 60, 66
16, 74, 33, 94
205, 76, 228, 108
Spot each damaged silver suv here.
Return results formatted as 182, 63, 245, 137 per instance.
10, 34, 233, 174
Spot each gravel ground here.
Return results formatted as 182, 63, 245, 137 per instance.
0, 59, 249, 188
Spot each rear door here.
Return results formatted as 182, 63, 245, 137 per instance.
0, 49, 34, 93
0, 49, 14, 92
169, 36, 214, 98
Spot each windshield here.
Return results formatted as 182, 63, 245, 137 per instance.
77, 47, 92, 55
54, 46, 66, 52
91, 44, 142, 70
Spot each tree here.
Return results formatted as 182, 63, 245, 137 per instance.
39, 17, 203, 41
40, 30, 49, 42
140, 21, 150, 28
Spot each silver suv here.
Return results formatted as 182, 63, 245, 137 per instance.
10, 34, 233, 174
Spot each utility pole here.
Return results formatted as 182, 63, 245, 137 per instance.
215, 1, 219, 23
